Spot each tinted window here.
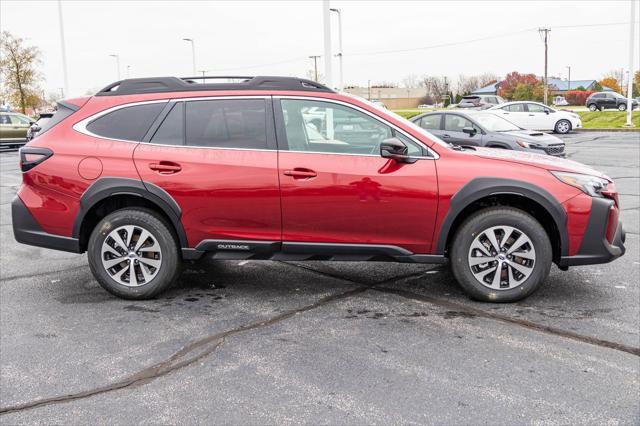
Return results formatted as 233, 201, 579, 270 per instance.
592, 93, 605, 99
87, 103, 165, 141
444, 114, 475, 132
185, 99, 267, 149
151, 102, 183, 145
281, 99, 393, 155
0, 115, 11, 124
505, 104, 525, 112
526, 103, 546, 113
419, 114, 441, 130
38, 104, 76, 136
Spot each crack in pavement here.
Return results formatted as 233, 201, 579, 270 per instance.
0, 266, 427, 416
0, 263, 88, 283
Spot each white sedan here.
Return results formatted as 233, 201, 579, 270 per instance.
487, 101, 581, 134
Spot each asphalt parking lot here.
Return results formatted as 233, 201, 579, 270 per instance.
0, 132, 638, 424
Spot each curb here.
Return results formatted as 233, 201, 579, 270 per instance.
574, 128, 640, 133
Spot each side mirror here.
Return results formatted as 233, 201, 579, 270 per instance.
462, 126, 477, 136
29, 121, 36, 126
380, 138, 414, 163
544, 109, 550, 114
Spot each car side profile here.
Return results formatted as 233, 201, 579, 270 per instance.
12, 76, 625, 302
0, 111, 33, 148
410, 110, 566, 156
488, 101, 581, 134
586, 92, 638, 111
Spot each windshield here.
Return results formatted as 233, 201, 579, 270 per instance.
472, 113, 520, 132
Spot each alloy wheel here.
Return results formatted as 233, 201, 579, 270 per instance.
101, 225, 162, 287
467, 225, 536, 290
556, 120, 570, 133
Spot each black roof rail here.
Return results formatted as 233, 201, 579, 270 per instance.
95, 76, 334, 96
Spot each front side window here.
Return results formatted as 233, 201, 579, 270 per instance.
0, 115, 11, 125
87, 103, 165, 141
280, 99, 393, 155
419, 114, 441, 130
444, 114, 475, 132
11, 115, 31, 125
185, 99, 267, 149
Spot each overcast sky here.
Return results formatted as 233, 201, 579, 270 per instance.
1, 0, 638, 97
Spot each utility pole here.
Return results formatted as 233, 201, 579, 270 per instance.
566, 65, 571, 92
308, 56, 320, 82
57, 0, 69, 97
624, 0, 636, 127
198, 70, 208, 84
539, 28, 551, 105
322, 0, 333, 88
126, 65, 131, 78
330, 8, 343, 91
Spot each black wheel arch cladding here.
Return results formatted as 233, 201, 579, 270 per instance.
72, 177, 189, 249
435, 177, 569, 257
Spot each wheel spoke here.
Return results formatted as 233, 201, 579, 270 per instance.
484, 229, 501, 254
122, 225, 135, 248
469, 256, 495, 266
507, 260, 533, 275
140, 263, 154, 283
103, 257, 127, 269
490, 261, 503, 288
110, 231, 128, 252
134, 229, 151, 252
102, 243, 121, 257
139, 242, 160, 253
138, 257, 161, 269
507, 264, 518, 288
128, 260, 137, 286
506, 234, 529, 255
112, 264, 129, 281
470, 239, 491, 257
513, 250, 535, 260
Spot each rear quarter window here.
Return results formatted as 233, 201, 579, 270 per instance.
87, 103, 165, 141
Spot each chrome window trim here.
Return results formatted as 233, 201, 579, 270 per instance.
274, 95, 439, 160
72, 95, 438, 159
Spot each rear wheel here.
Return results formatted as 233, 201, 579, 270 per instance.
554, 119, 571, 134
450, 207, 552, 303
588, 103, 599, 112
88, 208, 180, 299
618, 103, 627, 111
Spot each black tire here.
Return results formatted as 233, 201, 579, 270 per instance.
618, 103, 627, 111
554, 119, 571, 134
87, 208, 180, 299
588, 103, 599, 112
450, 207, 552, 303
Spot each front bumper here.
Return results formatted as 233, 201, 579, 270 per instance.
12, 195, 80, 253
559, 197, 625, 267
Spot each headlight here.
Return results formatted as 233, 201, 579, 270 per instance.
515, 140, 540, 149
551, 171, 609, 197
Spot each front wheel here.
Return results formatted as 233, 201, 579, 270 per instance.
554, 119, 571, 134
88, 208, 180, 299
450, 207, 552, 303
618, 103, 627, 111
588, 103, 599, 112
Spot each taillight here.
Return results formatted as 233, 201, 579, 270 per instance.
19, 147, 53, 172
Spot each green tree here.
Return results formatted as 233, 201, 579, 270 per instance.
0, 31, 43, 113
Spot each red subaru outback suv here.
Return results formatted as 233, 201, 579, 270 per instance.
12, 76, 625, 302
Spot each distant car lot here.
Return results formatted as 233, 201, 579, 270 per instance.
0, 131, 637, 423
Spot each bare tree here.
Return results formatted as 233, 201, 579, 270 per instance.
457, 73, 499, 95
477, 72, 499, 88
0, 31, 43, 113
401, 74, 422, 88
422, 76, 448, 104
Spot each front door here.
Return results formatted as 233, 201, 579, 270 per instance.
443, 114, 483, 146
525, 103, 553, 130
134, 98, 281, 248
274, 98, 438, 255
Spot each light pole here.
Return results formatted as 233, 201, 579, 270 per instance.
330, 8, 343, 91
183, 38, 196, 76
198, 70, 208, 84
566, 65, 571, 93
624, 0, 636, 127
322, 1, 333, 88
126, 65, 131, 78
109, 54, 120, 80
57, 0, 69, 97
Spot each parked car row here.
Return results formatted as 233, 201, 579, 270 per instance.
0, 111, 53, 149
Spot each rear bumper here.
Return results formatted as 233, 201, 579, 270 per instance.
12, 195, 80, 253
559, 197, 625, 267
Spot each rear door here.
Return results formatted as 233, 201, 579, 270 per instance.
134, 97, 281, 248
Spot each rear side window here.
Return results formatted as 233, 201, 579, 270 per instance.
185, 99, 267, 149
151, 102, 184, 145
505, 104, 525, 112
419, 114, 441, 130
87, 103, 165, 141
